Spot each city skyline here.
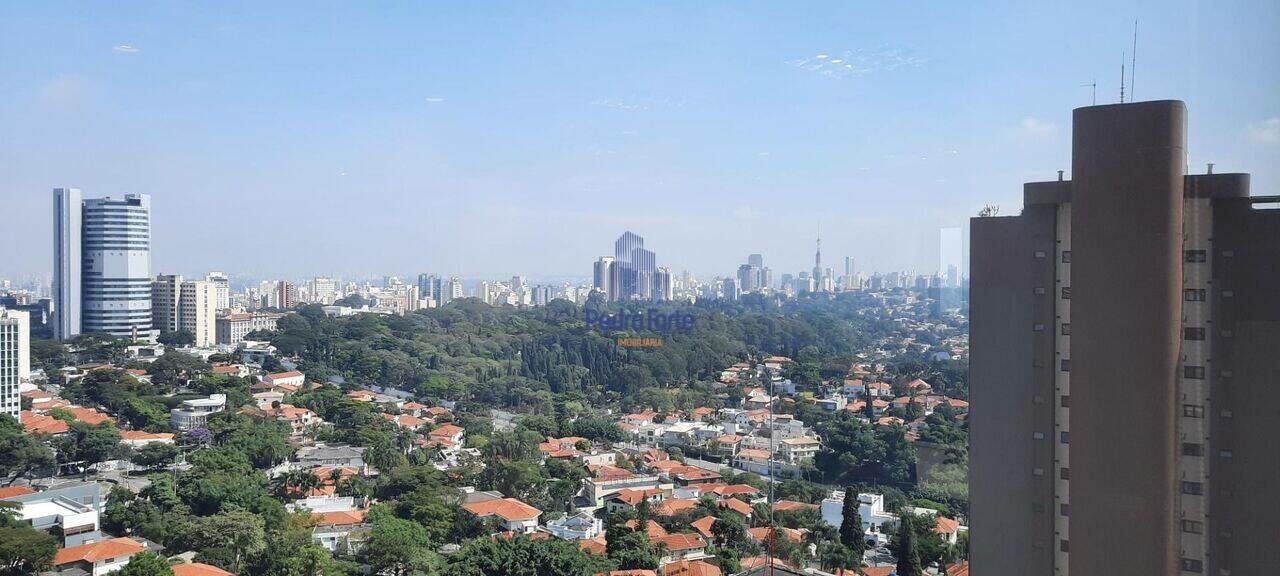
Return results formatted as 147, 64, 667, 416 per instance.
3, 2, 1277, 280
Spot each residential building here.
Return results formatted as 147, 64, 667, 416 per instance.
206, 272, 230, 310
1, 481, 103, 546
0, 308, 30, 418
970, 100, 1280, 576
152, 275, 218, 346
215, 311, 284, 345
52, 537, 146, 576
461, 496, 541, 534
821, 491, 898, 546
274, 281, 297, 310
170, 394, 226, 431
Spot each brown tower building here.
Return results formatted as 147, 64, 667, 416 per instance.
970, 100, 1280, 576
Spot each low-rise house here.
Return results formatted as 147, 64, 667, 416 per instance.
661, 559, 722, 576
821, 491, 898, 546
2, 481, 103, 545
778, 437, 821, 464
816, 394, 847, 412
461, 497, 541, 534
733, 449, 772, 476
604, 487, 667, 513
263, 370, 305, 389
656, 533, 708, 564
296, 444, 366, 471
21, 410, 70, 435
170, 394, 226, 431
172, 563, 235, 576
52, 537, 146, 576
652, 498, 700, 518
119, 430, 175, 448
544, 513, 603, 540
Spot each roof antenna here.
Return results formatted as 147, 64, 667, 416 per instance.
1081, 81, 1097, 105
1131, 20, 1139, 100
1120, 51, 1126, 103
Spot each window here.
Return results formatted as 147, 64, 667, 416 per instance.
1061, 287, 1071, 299
1181, 520, 1204, 534
1033, 467, 1045, 476
1222, 289, 1235, 299
1182, 442, 1204, 456
1060, 503, 1069, 516
1033, 431, 1045, 439
1033, 323, 1046, 332
1034, 250, 1046, 259
1060, 431, 1070, 444
1061, 250, 1072, 263
1180, 558, 1203, 573
1185, 365, 1206, 380
1185, 249, 1207, 263
1185, 288, 1207, 302
1034, 286, 1046, 295
1184, 327, 1205, 341
1060, 394, 1070, 407
1219, 449, 1234, 459
1060, 359, 1071, 372
1059, 540, 1070, 553
1061, 323, 1071, 335
1059, 467, 1069, 480
1182, 481, 1204, 495
1183, 404, 1205, 418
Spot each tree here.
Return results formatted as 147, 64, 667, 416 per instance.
118, 552, 174, 576
0, 503, 58, 574
131, 443, 179, 471
158, 330, 195, 347
605, 522, 660, 570
839, 487, 866, 562
191, 508, 267, 574
54, 421, 122, 467
445, 536, 603, 576
0, 415, 55, 484
362, 507, 441, 576
894, 515, 923, 576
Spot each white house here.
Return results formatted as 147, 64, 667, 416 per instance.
544, 513, 603, 540
822, 491, 899, 546
462, 497, 541, 534
169, 394, 226, 431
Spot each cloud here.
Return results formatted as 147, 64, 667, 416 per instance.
113, 45, 139, 53
1019, 117, 1058, 139
1247, 117, 1280, 144
425, 97, 445, 103
787, 46, 927, 80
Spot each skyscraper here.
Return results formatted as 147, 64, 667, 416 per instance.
812, 234, 825, 292
206, 272, 230, 310
52, 188, 82, 340
274, 281, 297, 310
417, 274, 441, 304
970, 100, 1280, 576
56, 192, 154, 340
601, 231, 665, 302
0, 308, 30, 419
592, 257, 614, 297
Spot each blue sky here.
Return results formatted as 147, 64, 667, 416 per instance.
2, 1, 1277, 283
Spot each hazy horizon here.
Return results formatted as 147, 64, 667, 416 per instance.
3, 1, 1277, 283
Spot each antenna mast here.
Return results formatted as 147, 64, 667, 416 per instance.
1131, 20, 1138, 100
1120, 52, 1126, 103
1081, 81, 1097, 105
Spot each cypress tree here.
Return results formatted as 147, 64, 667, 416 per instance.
895, 515, 923, 576
839, 488, 866, 565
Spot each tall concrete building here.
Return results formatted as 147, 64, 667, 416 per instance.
152, 275, 218, 347
0, 308, 30, 418
54, 191, 153, 340
52, 188, 82, 340
970, 100, 1279, 576
592, 257, 614, 297
206, 272, 230, 310
274, 281, 297, 310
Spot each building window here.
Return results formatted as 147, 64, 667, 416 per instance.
1033, 323, 1046, 332
1181, 520, 1204, 534
1061, 287, 1072, 299
1060, 359, 1071, 372
1060, 503, 1069, 517
1185, 289, 1207, 302
1059, 467, 1070, 480
1061, 323, 1071, 335
1035, 287, 1046, 295
1060, 394, 1070, 407
1059, 540, 1070, 553
1184, 327, 1206, 341
1061, 250, 1071, 263
1185, 250, 1207, 263
1185, 365, 1206, 380
1183, 442, 1204, 456
1221, 290, 1235, 299
1033, 432, 1045, 440
1220, 449, 1234, 459
1033, 467, 1045, 476
1182, 481, 1204, 495
1183, 404, 1205, 418
1034, 250, 1046, 259
1180, 558, 1203, 573
1060, 431, 1070, 444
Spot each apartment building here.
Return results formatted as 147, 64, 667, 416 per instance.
0, 308, 30, 418
970, 100, 1279, 575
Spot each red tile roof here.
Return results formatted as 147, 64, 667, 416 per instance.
0, 485, 36, 499
314, 509, 366, 525
657, 532, 706, 552
463, 497, 541, 521
53, 537, 145, 565
662, 560, 722, 576
172, 563, 236, 576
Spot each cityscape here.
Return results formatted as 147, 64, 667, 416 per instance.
1, 3, 1278, 576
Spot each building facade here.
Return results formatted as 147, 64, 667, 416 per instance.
0, 308, 30, 418
52, 188, 82, 340
970, 100, 1280, 576
80, 194, 153, 339
215, 311, 285, 345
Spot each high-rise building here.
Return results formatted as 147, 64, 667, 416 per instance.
274, 281, 297, 310
592, 257, 614, 297
151, 274, 183, 334
52, 188, 82, 340
55, 192, 154, 340
737, 264, 760, 293
654, 268, 673, 302
152, 275, 218, 347
970, 100, 1280, 576
443, 277, 463, 304
417, 274, 441, 304
602, 232, 666, 302
206, 272, 230, 310
311, 277, 336, 305
0, 308, 30, 418
748, 253, 763, 269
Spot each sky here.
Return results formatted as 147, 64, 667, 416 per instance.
2, 1, 1277, 285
